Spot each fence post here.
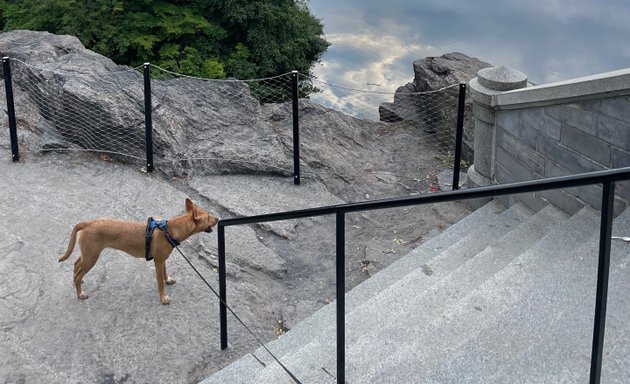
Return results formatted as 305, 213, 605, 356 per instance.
452, 83, 466, 190
3, 57, 19, 162
291, 70, 300, 185
218, 224, 228, 350
336, 211, 346, 384
143, 63, 154, 173
589, 180, 615, 384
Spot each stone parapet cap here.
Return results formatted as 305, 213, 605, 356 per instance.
469, 66, 528, 106
478, 66, 528, 91
494, 68, 630, 110
469, 77, 503, 106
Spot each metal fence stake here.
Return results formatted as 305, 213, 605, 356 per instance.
336, 211, 346, 384
3, 57, 19, 162
218, 224, 228, 350
452, 83, 466, 190
143, 63, 154, 173
589, 180, 615, 384
291, 71, 301, 185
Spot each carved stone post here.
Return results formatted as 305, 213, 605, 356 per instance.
468, 66, 528, 188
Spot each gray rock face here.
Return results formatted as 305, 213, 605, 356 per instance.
0, 30, 459, 200
412, 52, 491, 92
0, 30, 438, 188
0, 30, 293, 176
380, 52, 492, 161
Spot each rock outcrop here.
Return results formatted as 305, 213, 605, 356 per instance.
380, 52, 492, 161
0, 30, 294, 176
0, 30, 461, 200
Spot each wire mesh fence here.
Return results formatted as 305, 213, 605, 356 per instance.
2, 58, 463, 186
306, 75, 461, 153
5, 58, 147, 162
296, 74, 464, 192
146, 65, 295, 176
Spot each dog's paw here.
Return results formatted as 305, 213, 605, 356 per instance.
160, 295, 171, 305
78, 291, 89, 300
165, 276, 176, 285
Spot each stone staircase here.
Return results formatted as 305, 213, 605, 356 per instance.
200, 200, 630, 383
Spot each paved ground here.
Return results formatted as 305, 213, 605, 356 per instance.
0, 148, 470, 383
0, 150, 263, 383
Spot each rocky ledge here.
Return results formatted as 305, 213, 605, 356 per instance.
380, 52, 491, 161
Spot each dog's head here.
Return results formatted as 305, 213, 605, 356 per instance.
185, 198, 219, 233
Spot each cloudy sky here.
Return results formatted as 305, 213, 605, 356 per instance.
306, 0, 630, 117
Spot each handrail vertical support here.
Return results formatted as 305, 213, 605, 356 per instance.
3, 57, 19, 162
336, 211, 346, 384
218, 224, 228, 350
291, 70, 301, 185
452, 82, 466, 190
589, 180, 615, 384
143, 63, 154, 173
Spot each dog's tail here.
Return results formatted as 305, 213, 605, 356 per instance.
58, 222, 89, 262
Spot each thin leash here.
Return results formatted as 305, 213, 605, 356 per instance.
164, 233, 303, 384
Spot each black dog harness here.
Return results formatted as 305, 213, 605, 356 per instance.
145, 217, 180, 261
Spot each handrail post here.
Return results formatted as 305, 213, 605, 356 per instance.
336, 211, 346, 384
589, 180, 615, 384
452, 83, 466, 190
218, 224, 228, 350
3, 57, 19, 162
143, 63, 154, 173
291, 70, 300, 185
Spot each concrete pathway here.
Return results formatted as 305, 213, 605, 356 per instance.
0, 150, 268, 383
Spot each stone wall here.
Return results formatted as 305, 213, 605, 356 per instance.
469, 68, 630, 214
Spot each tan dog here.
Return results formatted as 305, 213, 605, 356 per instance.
59, 198, 219, 304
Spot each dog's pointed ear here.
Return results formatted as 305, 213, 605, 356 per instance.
185, 198, 194, 213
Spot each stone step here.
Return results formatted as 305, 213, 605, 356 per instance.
250, 206, 599, 383
600, 287, 630, 384
340, 204, 564, 345
348, 207, 601, 383
344, 199, 508, 309
199, 200, 508, 383
481, 209, 630, 384
202, 203, 630, 384
255, 202, 530, 367
247, 203, 539, 382
600, 230, 630, 384
198, 353, 263, 384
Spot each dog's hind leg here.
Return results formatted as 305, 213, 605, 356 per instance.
73, 245, 101, 300
74, 258, 90, 300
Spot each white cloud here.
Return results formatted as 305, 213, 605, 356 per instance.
310, 31, 439, 119
317, 32, 433, 88
306, 0, 630, 118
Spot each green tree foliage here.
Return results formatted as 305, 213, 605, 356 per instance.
0, 0, 328, 80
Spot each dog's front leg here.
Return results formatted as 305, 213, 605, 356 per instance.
163, 263, 176, 285
154, 260, 171, 305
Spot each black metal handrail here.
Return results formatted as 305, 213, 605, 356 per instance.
218, 166, 630, 384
